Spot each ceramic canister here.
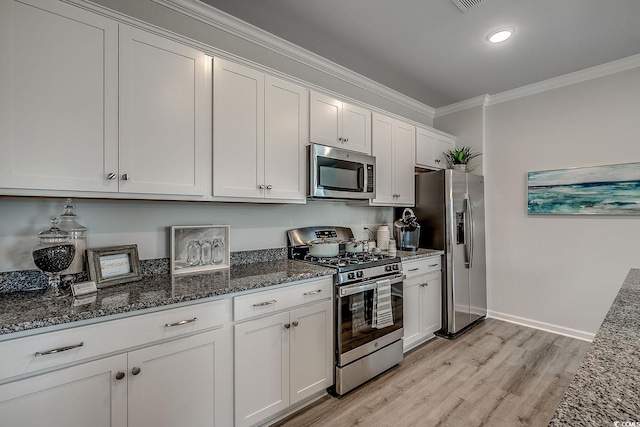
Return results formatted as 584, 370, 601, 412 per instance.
376, 224, 390, 250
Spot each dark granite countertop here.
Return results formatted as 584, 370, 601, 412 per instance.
397, 248, 444, 261
549, 268, 640, 425
0, 259, 334, 338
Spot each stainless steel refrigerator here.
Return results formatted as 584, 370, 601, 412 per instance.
413, 169, 487, 337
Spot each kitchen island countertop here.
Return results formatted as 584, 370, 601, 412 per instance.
0, 259, 334, 339
549, 268, 640, 425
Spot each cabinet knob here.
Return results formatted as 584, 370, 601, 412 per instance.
107, 173, 117, 180
435, 159, 441, 163
266, 185, 273, 190
121, 173, 131, 181
292, 321, 299, 327
344, 137, 349, 142
259, 184, 265, 189
338, 137, 343, 142
284, 323, 291, 329
420, 283, 429, 287
115, 371, 126, 381
131, 366, 141, 375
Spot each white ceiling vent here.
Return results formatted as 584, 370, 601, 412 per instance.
450, 0, 485, 12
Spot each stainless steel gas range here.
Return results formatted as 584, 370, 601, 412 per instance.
287, 226, 405, 395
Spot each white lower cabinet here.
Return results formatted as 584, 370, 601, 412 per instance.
0, 354, 127, 427
234, 288, 333, 427
0, 300, 233, 427
403, 257, 442, 352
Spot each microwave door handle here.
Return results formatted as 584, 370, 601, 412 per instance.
358, 164, 364, 191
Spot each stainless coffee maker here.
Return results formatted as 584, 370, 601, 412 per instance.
394, 208, 421, 252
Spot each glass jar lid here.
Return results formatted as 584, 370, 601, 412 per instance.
37, 218, 70, 243
58, 198, 87, 233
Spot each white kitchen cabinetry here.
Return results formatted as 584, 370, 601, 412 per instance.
0, 0, 119, 193
0, 299, 233, 427
234, 278, 333, 427
213, 58, 308, 202
118, 25, 208, 196
416, 127, 455, 170
371, 113, 416, 206
310, 91, 371, 154
0, 0, 209, 197
403, 256, 442, 352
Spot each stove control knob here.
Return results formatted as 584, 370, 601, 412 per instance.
356, 271, 364, 278
392, 264, 399, 271
348, 272, 355, 280
385, 265, 392, 272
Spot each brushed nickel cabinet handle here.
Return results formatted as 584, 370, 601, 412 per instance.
429, 264, 439, 268
420, 283, 430, 287
253, 300, 277, 307
132, 367, 141, 376
35, 342, 84, 357
107, 173, 117, 180
165, 317, 198, 328
303, 289, 322, 296
115, 372, 125, 381
408, 268, 420, 272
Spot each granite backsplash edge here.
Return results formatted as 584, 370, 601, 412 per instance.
0, 248, 288, 293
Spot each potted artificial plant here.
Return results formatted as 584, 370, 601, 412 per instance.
443, 146, 481, 172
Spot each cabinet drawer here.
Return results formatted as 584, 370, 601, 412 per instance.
403, 256, 441, 279
233, 277, 333, 322
0, 298, 230, 383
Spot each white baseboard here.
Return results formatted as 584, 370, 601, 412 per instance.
487, 310, 595, 342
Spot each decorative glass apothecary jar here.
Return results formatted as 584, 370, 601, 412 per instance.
32, 218, 76, 297
58, 198, 87, 276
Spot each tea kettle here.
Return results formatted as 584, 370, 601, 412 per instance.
394, 208, 421, 252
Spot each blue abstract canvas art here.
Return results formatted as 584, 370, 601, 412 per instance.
527, 162, 640, 214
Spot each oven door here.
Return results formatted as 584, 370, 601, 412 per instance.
336, 274, 404, 366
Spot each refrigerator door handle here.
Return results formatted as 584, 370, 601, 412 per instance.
466, 193, 474, 268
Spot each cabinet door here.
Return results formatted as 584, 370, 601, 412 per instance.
0, 0, 118, 193
309, 91, 342, 148
341, 103, 371, 154
289, 300, 333, 405
416, 128, 454, 170
0, 354, 127, 427
264, 76, 308, 201
119, 25, 208, 196
235, 311, 290, 427
402, 275, 422, 351
213, 58, 265, 198
371, 113, 395, 205
394, 120, 416, 206
128, 330, 226, 427
422, 273, 443, 336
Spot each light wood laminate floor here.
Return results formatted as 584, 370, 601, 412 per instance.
273, 319, 590, 427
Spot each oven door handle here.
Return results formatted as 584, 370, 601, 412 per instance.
338, 274, 406, 297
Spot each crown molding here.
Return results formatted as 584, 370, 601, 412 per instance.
434, 95, 489, 118
152, 0, 435, 119
435, 53, 640, 115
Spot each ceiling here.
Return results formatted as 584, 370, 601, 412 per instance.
199, 0, 640, 109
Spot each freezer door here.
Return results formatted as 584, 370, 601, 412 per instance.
448, 170, 471, 334
467, 173, 487, 323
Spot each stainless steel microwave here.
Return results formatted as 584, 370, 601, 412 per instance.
309, 143, 376, 200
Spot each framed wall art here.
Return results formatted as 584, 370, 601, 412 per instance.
170, 225, 230, 275
528, 162, 640, 215
86, 244, 143, 287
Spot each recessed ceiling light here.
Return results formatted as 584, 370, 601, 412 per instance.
487, 27, 515, 43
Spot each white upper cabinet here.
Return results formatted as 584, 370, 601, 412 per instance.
371, 113, 415, 206
118, 25, 208, 196
0, 0, 209, 197
416, 126, 455, 170
213, 58, 308, 202
310, 91, 371, 154
0, 0, 119, 193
